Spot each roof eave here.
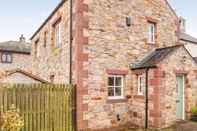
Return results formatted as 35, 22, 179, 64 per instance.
180, 38, 197, 45
131, 65, 157, 70
0, 49, 31, 55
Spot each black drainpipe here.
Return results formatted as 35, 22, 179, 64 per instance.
69, 0, 77, 131
69, 0, 73, 85
145, 68, 149, 129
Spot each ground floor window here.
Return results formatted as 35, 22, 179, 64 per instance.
108, 75, 124, 99
137, 74, 145, 95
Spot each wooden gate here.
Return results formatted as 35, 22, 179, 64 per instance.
0, 84, 76, 131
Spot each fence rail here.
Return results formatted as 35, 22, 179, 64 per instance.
0, 84, 75, 131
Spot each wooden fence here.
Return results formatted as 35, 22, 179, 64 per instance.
0, 84, 76, 131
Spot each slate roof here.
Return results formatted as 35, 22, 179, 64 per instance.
131, 45, 183, 69
0, 41, 31, 54
180, 33, 197, 44
193, 57, 197, 63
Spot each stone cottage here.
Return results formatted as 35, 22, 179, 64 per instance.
30, 0, 197, 130
0, 35, 31, 75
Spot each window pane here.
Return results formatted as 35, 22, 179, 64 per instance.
55, 23, 61, 48
115, 77, 122, 86
7, 54, 12, 62
108, 87, 114, 96
115, 87, 122, 96
2, 54, 6, 62
138, 74, 145, 95
148, 22, 155, 43
108, 77, 114, 86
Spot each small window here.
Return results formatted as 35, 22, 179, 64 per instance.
44, 31, 47, 48
34, 39, 39, 58
126, 17, 131, 27
148, 22, 156, 44
108, 75, 124, 99
1, 53, 12, 63
137, 74, 145, 95
54, 20, 61, 48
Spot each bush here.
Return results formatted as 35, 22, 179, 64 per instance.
191, 106, 197, 115
0, 105, 24, 131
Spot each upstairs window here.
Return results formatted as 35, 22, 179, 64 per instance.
137, 74, 145, 95
1, 52, 12, 63
34, 39, 39, 58
148, 22, 156, 44
53, 19, 62, 48
44, 31, 47, 48
108, 75, 124, 99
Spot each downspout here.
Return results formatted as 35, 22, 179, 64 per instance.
69, 0, 77, 131
69, 0, 73, 85
145, 68, 149, 129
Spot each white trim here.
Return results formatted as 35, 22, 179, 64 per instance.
182, 75, 185, 120
137, 74, 145, 96
148, 22, 156, 44
107, 75, 124, 99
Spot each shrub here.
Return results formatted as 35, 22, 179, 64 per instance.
191, 106, 197, 115
0, 105, 24, 131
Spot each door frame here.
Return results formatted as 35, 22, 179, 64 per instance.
176, 75, 185, 120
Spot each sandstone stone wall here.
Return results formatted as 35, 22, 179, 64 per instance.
31, 1, 70, 83
30, 0, 188, 130
158, 47, 197, 127
84, 0, 179, 129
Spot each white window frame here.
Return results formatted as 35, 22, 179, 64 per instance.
148, 22, 156, 44
55, 21, 61, 48
1, 53, 12, 63
108, 75, 124, 99
137, 74, 145, 96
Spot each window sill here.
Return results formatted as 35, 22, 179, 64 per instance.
147, 42, 156, 45
106, 97, 128, 103
134, 95, 145, 99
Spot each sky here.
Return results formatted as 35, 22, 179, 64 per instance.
0, 0, 196, 42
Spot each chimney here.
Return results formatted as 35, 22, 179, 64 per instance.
179, 17, 186, 33
19, 34, 26, 42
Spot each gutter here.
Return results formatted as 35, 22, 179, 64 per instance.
69, 1, 77, 131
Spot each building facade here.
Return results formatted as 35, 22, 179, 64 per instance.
0, 35, 31, 76
31, 0, 197, 130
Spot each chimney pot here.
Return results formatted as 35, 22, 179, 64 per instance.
179, 17, 186, 33
19, 34, 26, 42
